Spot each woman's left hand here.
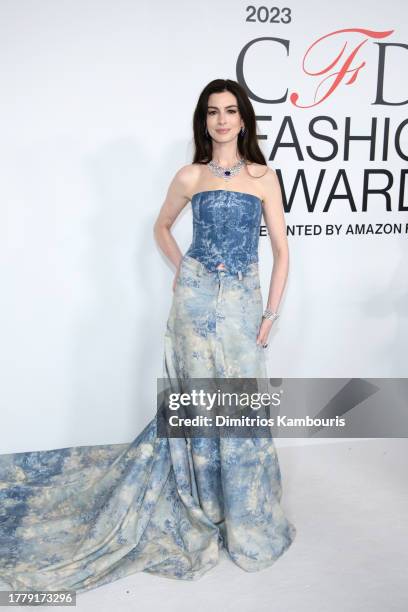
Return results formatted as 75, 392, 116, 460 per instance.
256, 318, 273, 347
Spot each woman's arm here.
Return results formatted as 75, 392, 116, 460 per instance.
257, 167, 289, 345
261, 167, 289, 313
153, 166, 193, 274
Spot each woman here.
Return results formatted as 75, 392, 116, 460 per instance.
0, 79, 295, 595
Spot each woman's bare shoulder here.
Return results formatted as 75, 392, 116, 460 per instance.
245, 161, 270, 178
171, 163, 204, 197
175, 162, 202, 180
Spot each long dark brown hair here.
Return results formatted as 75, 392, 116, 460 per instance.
192, 79, 267, 171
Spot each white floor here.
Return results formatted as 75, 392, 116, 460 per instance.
19, 439, 408, 612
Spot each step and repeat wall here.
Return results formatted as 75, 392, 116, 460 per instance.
1, 0, 406, 452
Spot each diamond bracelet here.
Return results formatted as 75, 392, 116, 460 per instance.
262, 308, 280, 322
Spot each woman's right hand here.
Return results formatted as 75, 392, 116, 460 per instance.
172, 268, 180, 292
172, 256, 184, 292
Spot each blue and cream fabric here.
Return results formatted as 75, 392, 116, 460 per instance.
0, 191, 296, 595
185, 190, 263, 275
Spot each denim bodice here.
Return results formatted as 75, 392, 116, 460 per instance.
184, 189, 263, 275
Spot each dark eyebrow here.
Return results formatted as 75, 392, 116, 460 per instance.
207, 105, 238, 109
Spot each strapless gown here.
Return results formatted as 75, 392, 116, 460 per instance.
0, 190, 296, 594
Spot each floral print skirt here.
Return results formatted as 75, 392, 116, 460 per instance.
0, 254, 296, 595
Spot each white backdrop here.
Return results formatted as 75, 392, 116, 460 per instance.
1, 0, 407, 453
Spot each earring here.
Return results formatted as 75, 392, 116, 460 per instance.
240, 126, 245, 136
205, 127, 209, 137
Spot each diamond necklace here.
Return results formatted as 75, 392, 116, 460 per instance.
207, 158, 245, 180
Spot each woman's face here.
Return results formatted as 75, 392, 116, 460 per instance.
206, 91, 244, 143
